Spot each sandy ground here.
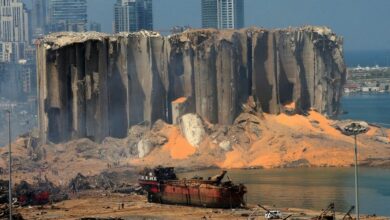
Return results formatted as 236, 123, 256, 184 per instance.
16, 192, 389, 220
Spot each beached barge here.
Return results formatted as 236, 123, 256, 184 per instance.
138, 167, 247, 208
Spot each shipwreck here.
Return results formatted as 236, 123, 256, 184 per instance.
138, 167, 247, 208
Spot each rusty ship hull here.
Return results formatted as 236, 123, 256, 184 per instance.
139, 168, 246, 208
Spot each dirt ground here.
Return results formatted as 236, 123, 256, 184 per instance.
16, 192, 389, 220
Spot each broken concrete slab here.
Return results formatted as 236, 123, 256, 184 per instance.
178, 113, 206, 147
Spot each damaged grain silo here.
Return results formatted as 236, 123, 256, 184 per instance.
36, 27, 346, 144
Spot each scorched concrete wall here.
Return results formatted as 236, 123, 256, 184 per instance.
37, 27, 346, 143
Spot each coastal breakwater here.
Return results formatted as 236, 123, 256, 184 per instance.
36, 27, 346, 143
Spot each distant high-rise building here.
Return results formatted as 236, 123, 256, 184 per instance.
48, 0, 87, 32
136, 0, 153, 31
201, 0, 218, 28
0, 0, 30, 62
114, 0, 153, 33
201, 0, 244, 29
89, 22, 102, 32
31, 0, 47, 38
0, 0, 30, 42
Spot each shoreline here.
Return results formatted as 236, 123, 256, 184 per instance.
15, 191, 389, 220
3, 166, 390, 219
2, 162, 390, 189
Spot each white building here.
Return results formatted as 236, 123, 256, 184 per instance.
48, 0, 87, 32
217, 0, 244, 29
362, 87, 380, 92
114, 0, 153, 33
31, 0, 47, 38
0, 0, 30, 42
202, 0, 244, 29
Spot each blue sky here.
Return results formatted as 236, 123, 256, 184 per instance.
26, 0, 390, 51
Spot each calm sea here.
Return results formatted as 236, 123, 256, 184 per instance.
344, 50, 390, 67
180, 168, 390, 216
339, 93, 390, 127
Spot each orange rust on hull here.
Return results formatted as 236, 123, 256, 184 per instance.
139, 167, 246, 208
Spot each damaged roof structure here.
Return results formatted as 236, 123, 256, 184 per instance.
36, 27, 346, 144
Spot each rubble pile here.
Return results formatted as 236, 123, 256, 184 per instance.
68, 173, 115, 191
135, 120, 168, 158
15, 179, 68, 206
207, 98, 263, 152
0, 178, 65, 219
68, 171, 142, 194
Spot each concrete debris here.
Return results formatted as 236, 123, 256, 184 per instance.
37, 27, 346, 144
134, 120, 168, 158
69, 173, 93, 191
178, 114, 206, 147
68, 171, 140, 193
137, 139, 153, 158
304, 26, 333, 36
234, 113, 262, 126
241, 96, 261, 116
41, 32, 109, 49
374, 136, 389, 144
172, 97, 194, 125
219, 140, 232, 151
206, 111, 263, 151
112, 184, 143, 194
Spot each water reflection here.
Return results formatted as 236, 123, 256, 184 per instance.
179, 168, 390, 216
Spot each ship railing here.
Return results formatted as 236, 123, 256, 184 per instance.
139, 175, 157, 181
164, 179, 221, 186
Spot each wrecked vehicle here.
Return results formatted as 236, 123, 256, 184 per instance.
16, 181, 50, 206
138, 167, 247, 208
15, 180, 67, 206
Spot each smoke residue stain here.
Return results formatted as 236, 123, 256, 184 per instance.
162, 127, 196, 159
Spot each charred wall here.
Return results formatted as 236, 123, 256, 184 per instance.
37, 27, 346, 144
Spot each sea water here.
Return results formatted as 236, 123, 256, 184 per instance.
180, 168, 390, 216
339, 93, 390, 127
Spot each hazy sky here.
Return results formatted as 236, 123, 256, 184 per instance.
27, 0, 390, 51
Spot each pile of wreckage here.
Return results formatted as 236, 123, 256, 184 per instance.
0, 171, 144, 219
68, 171, 143, 194
0, 177, 67, 218
0, 180, 68, 206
